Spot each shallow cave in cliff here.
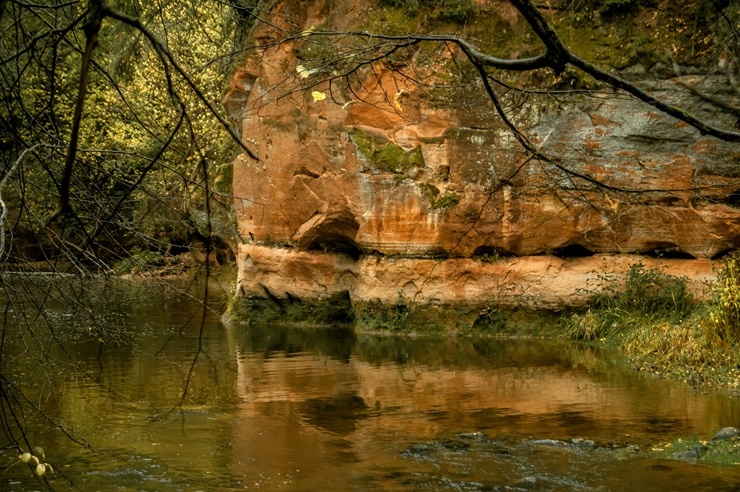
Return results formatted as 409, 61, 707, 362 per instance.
306, 236, 364, 260
550, 244, 595, 258
709, 248, 739, 260
472, 245, 514, 260
642, 243, 695, 260
295, 209, 363, 260
721, 190, 740, 208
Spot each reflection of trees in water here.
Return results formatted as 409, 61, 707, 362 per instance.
354, 334, 615, 374
0, 277, 229, 486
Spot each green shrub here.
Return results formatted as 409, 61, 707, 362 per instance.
113, 249, 165, 275
609, 262, 693, 315
707, 250, 740, 341
565, 262, 694, 341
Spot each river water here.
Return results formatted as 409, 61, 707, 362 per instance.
0, 278, 739, 491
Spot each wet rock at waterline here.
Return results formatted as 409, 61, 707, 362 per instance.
671, 447, 705, 464
712, 427, 740, 441
516, 476, 539, 489
400, 432, 740, 476
664, 429, 740, 465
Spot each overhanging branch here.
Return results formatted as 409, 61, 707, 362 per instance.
103, 7, 260, 161
506, 0, 740, 142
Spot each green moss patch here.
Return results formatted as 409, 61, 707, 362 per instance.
354, 301, 470, 334
470, 307, 562, 338
419, 183, 460, 210
354, 300, 561, 337
227, 292, 354, 326
351, 129, 425, 174
376, 0, 477, 25
652, 435, 740, 466
431, 192, 460, 209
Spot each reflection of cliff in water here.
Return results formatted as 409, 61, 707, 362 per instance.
229, 324, 740, 489
299, 393, 372, 435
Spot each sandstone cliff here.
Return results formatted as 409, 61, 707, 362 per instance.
224, 0, 739, 326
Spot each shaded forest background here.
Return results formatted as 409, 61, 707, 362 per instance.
0, 0, 268, 275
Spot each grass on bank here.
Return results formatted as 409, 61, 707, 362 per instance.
564, 251, 740, 391
651, 435, 740, 466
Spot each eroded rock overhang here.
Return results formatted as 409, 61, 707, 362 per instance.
236, 244, 714, 309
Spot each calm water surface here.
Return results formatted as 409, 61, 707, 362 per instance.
1, 279, 739, 491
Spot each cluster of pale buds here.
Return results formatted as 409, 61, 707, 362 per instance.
19, 452, 53, 477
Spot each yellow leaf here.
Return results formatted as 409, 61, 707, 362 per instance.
301, 25, 317, 37
312, 91, 326, 102
393, 90, 405, 112
296, 64, 309, 79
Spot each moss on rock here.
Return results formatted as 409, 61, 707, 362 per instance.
353, 300, 562, 337
351, 129, 425, 173
227, 292, 355, 326
655, 435, 740, 466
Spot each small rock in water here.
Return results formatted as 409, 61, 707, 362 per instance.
530, 439, 563, 447
570, 438, 595, 448
671, 449, 699, 463
516, 476, 538, 489
711, 427, 739, 441
456, 432, 484, 441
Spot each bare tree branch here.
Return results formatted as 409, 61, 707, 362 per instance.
46, 0, 103, 226
0, 144, 39, 259
507, 0, 740, 142
103, 7, 260, 161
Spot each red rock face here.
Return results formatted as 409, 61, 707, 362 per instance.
226, 1, 739, 309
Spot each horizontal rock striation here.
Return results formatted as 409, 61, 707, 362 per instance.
236, 245, 714, 310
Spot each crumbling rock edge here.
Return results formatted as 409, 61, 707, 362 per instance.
225, 245, 715, 331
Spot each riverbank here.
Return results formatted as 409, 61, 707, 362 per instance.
584, 324, 740, 396
225, 251, 740, 395
563, 253, 740, 395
